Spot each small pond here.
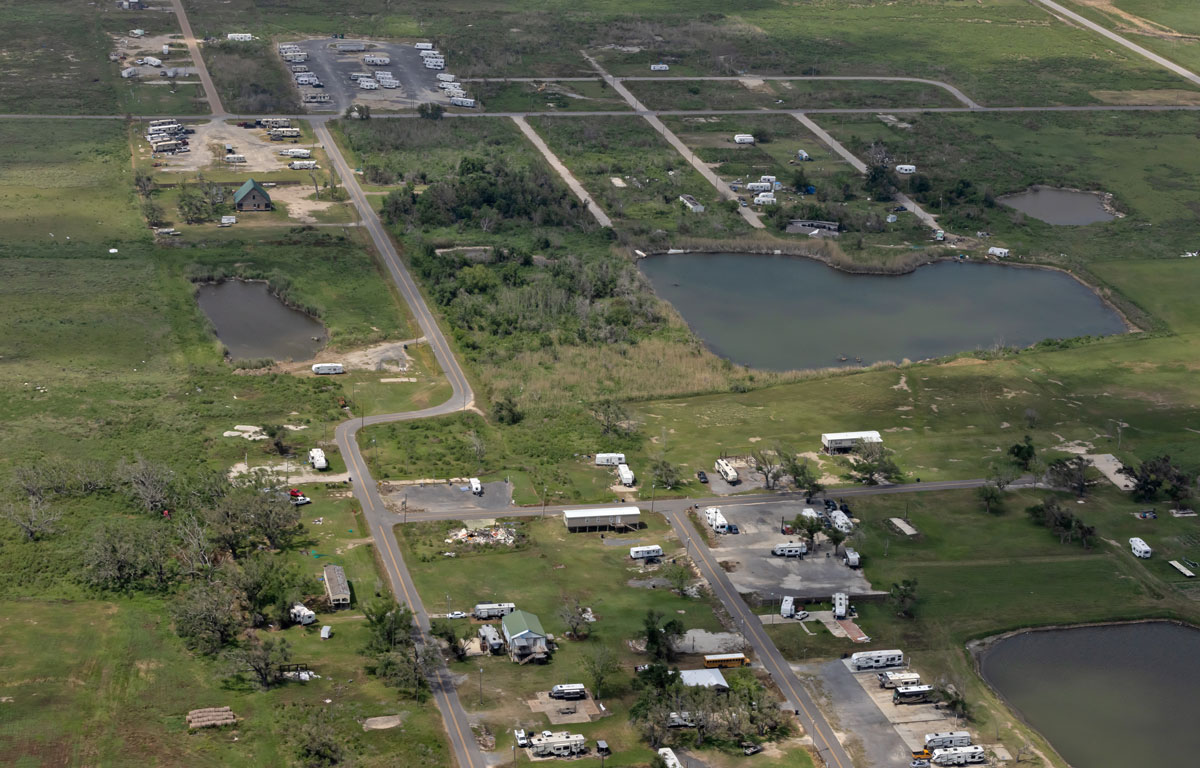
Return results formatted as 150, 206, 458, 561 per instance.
998, 186, 1114, 226
196, 280, 327, 361
638, 253, 1125, 371
980, 622, 1200, 768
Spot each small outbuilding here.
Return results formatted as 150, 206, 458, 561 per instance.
323, 563, 351, 608
563, 506, 641, 532
234, 178, 272, 212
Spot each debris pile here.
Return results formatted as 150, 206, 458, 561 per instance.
445, 526, 515, 547
187, 706, 237, 729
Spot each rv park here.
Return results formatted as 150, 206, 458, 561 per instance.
3, 0, 1200, 766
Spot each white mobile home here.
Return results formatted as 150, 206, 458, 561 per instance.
926, 732, 972, 749
931, 746, 986, 765
988, 246, 1010, 258
450, 97, 476, 108
308, 448, 328, 469
563, 506, 641, 532
830, 510, 854, 534
714, 458, 739, 483
227, 33, 253, 42
595, 453, 625, 466
821, 431, 882, 453
311, 363, 345, 375
878, 671, 922, 689
896, 164, 917, 174
617, 464, 636, 487
734, 134, 755, 145
549, 683, 587, 700
833, 592, 849, 620
851, 649, 904, 670
772, 542, 806, 557
630, 545, 663, 560
473, 602, 516, 619
1130, 537, 1152, 558
143, 56, 162, 67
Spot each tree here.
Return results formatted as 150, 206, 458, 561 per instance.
989, 462, 1020, 491
750, 448, 784, 490
1120, 455, 1192, 503
363, 598, 415, 653
782, 450, 823, 495
417, 102, 444, 120
134, 168, 155, 196
589, 399, 631, 436
234, 553, 304, 627
175, 510, 216, 581
119, 455, 174, 513
295, 707, 346, 767
467, 429, 486, 467
850, 442, 903, 485
650, 458, 681, 490
662, 562, 692, 596
250, 493, 301, 551
976, 482, 1003, 515
800, 515, 824, 554
177, 185, 212, 223
1008, 435, 1036, 470
205, 491, 256, 560
262, 424, 289, 456
491, 393, 523, 425
642, 609, 685, 662
581, 645, 619, 700
557, 595, 590, 639
232, 634, 291, 689
889, 578, 918, 618
430, 619, 467, 660
936, 685, 971, 721
790, 167, 809, 192
1048, 455, 1093, 497
173, 581, 240, 654
826, 527, 847, 555
141, 199, 166, 227
84, 520, 146, 590
2, 497, 62, 541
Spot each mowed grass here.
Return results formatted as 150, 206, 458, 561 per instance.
1090, 259, 1200, 334
626, 78, 961, 111
0, 120, 145, 244
396, 514, 739, 765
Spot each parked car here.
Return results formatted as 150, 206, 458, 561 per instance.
696, 470, 709, 484
514, 729, 529, 747
727, 524, 740, 535
743, 743, 764, 756
892, 205, 908, 212
291, 495, 311, 506
448, 611, 467, 619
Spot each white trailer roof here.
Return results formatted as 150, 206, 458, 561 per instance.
821, 431, 882, 443
563, 506, 640, 520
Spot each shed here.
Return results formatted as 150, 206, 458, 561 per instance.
563, 506, 641, 532
323, 564, 351, 607
679, 194, 705, 213
821, 431, 882, 453
678, 668, 730, 691
501, 610, 548, 661
233, 178, 271, 212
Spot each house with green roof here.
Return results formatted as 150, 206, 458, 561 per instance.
501, 609, 549, 662
233, 178, 271, 212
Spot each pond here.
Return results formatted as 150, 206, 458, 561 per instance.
637, 253, 1125, 371
980, 622, 1200, 768
998, 186, 1114, 226
196, 280, 327, 361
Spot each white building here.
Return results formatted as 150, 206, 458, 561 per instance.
678, 669, 729, 691
896, 164, 917, 174
821, 431, 882, 453
563, 506, 640, 532
987, 246, 1010, 258
734, 134, 755, 145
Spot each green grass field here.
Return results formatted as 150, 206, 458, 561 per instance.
626, 78, 961, 111
1061, 0, 1200, 75
182, 0, 421, 40
474, 79, 633, 112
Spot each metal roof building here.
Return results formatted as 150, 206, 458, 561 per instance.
821, 431, 882, 453
678, 668, 730, 691
563, 506, 641, 532
323, 564, 351, 607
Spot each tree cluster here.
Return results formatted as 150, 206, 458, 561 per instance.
361, 598, 439, 701
850, 442, 904, 485
1026, 499, 1097, 549
1120, 455, 1192, 503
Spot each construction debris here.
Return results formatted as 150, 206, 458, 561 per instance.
445, 525, 515, 547
187, 706, 238, 729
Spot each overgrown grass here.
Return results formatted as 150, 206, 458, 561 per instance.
626, 78, 961, 111
473, 79, 632, 112
182, 0, 421, 40
203, 40, 302, 114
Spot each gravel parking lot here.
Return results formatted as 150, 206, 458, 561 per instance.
287, 38, 462, 113
703, 500, 880, 600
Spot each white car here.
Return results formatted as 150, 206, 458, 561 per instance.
290, 495, 311, 506
447, 611, 468, 619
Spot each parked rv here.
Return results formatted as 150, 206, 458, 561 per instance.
878, 671, 922, 689
419, 49, 441, 58
772, 542, 806, 558
224, 154, 247, 164
780, 596, 807, 620
833, 591, 849, 620
290, 603, 316, 625
925, 732, 972, 750
617, 463, 635, 487
364, 55, 391, 66
843, 548, 861, 568
549, 684, 587, 700
734, 134, 755, 144
896, 164, 917, 174
630, 545, 663, 560
595, 453, 625, 466
714, 458, 739, 484
437, 73, 457, 82
1130, 537, 1152, 558
753, 193, 776, 206
473, 602, 516, 619
308, 448, 328, 470
852, 649, 904, 670
893, 684, 934, 704
289, 160, 318, 170
930, 746, 985, 765
829, 510, 854, 533
450, 97, 476, 108
745, 182, 773, 193
311, 363, 345, 375
415, 42, 434, 50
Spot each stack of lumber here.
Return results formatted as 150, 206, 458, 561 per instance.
186, 707, 237, 729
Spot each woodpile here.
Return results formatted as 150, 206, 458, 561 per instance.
186, 706, 238, 729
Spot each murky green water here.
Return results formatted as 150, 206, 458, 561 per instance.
196, 280, 326, 361
638, 253, 1125, 371
981, 623, 1200, 768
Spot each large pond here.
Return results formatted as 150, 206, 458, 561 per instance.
196, 280, 327, 361
998, 186, 1114, 226
638, 253, 1125, 371
980, 622, 1200, 768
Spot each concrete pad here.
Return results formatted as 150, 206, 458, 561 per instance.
889, 517, 920, 536
1088, 453, 1135, 490
381, 481, 513, 513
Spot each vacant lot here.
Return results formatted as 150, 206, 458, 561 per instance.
204, 40, 302, 115
626, 78, 961, 111
473, 79, 632, 112
182, 0, 421, 40
1061, 0, 1200, 74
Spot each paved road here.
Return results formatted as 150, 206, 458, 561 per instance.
581, 52, 767, 230
511, 115, 613, 227
1032, 0, 1200, 88
168, 0, 224, 116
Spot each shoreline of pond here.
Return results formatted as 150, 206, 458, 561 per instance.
193, 278, 328, 362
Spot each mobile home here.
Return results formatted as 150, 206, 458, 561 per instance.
549, 683, 587, 700
308, 448, 328, 470
148, 119, 181, 132
617, 463, 635, 487
821, 431, 882, 453
630, 545, 663, 560
151, 140, 180, 153
926, 732, 972, 749
450, 97, 476, 108
734, 134, 755, 145
878, 671, 922, 689
563, 506, 641, 532
772, 542, 806, 558
224, 155, 247, 166
895, 164, 917, 174
311, 363, 344, 375
714, 458, 739, 484
289, 160, 318, 170
893, 684, 934, 704
595, 452, 625, 467
851, 649, 904, 670
931, 746, 986, 765
1130, 537, 1152, 558
227, 33, 253, 42
473, 602, 516, 619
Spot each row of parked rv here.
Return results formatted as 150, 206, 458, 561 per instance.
145, 119, 192, 155
278, 42, 308, 64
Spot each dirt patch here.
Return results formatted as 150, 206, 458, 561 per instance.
274, 340, 418, 375
335, 537, 373, 554
269, 184, 340, 224
362, 714, 408, 730
227, 460, 350, 485
940, 357, 987, 367
677, 629, 747, 655
891, 374, 910, 392
151, 120, 316, 174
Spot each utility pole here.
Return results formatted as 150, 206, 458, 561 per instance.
541, 486, 547, 518
478, 666, 484, 706
650, 482, 656, 515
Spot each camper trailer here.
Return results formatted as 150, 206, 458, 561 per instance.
745, 182, 773, 193
878, 671, 922, 689
478, 624, 503, 653
833, 592, 849, 620
549, 684, 587, 700
363, 55, 390, 66
851, 649, 904, 670
772, 542, 807, 558
437, 73, 457, 82
595, 453, 625, 466
734, 134, 755, 144
630, 545, 663, 560
529, 732, 586, 758
415, 42, 435, 50
754, 193, 777, 206
280, 148, 312, 158
650, 63, 670, 71
931, 746, 986, 766
308, 448, 328, 470
617, 464, 635, 487
1130, 537, 1152, 558
707, 510, 728, 534
450, 97, 476, 108
780, 595, 805, 619
843, 548, 861, 568
357, 78, 379, 90
470, 478, 483, 496
829, 510, 854, 534
895, 164, 917, 174
987, 246, 1010, 258
893, 685, 934, 704
290, 603, 316, 625
419, 49, 441, 58
288, 160, 318, 169
424, 58, 445, 70
473, 602, 516, 619
926, 732, 972, 750
311, 363, 345, 375
714, 458, 739, 484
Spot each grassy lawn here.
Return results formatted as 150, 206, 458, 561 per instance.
626, 78, 961, 111
1060, 0, 1200, 76
182, 0, 421, 40
0, 120, 146, 244
396, 513, 760, 766
474, 79, 632, 112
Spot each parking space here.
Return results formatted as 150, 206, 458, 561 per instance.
705, 501, 879, 600
286, 38, 465, 113
144, 119, 320, 174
